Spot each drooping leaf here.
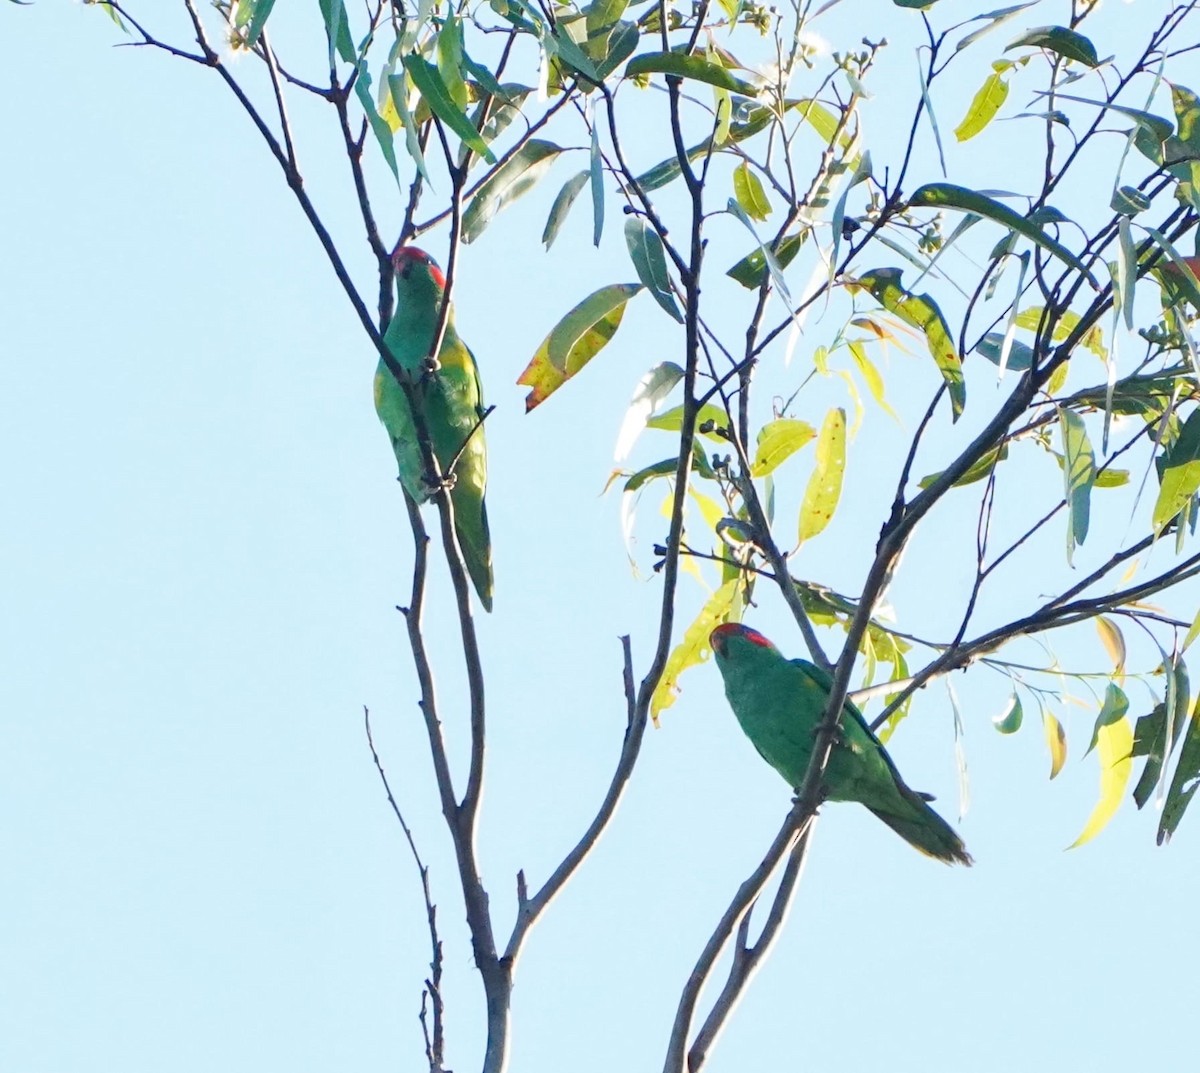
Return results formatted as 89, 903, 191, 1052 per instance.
590, 120, 605, 246
354, 66, 400, 183
1007, 25, 1100, 67
519, 283, 642, 410
404, 54, 497, 165
954, 68, 1009, 142
1152, 407, 1200, 535
624, 219, 683, 322
1132, 702, 1173, 808
624, 51, 758, 95
542, 171, 590, 249
614, 362, 684, 461
244, 0, 277, 46
318, 0, 356, 66
1158, 703, 1200, 843
751, 419, 816, 477
1085, 683, 1129, 757
650, 580, 741, 724
909, 183, 1096, 285
993, 693, 1023, 733
1095, 617, 1126, 676
847, 341, 898, 419
1044, 711, 1067, 778
1059, 407, 1095, 564
1068, 710, 1133, 849
462, 139, 561, 243
798, 408, 846, 542
436, 14, 470, 109
853, 268, 965, 419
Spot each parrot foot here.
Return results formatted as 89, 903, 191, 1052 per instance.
421, 469, 457, 495
421, 356, 442, 378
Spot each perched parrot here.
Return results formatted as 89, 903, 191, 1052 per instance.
374, 246, 493, 612
710, 623, 972, 865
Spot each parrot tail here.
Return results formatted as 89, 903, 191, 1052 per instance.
454, 492, 494, 613
867, 784, 973, 866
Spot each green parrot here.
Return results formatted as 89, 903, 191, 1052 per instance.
374, 246, 493, 612
710, 623, 972, 865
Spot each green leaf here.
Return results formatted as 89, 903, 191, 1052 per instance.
318, 0, 356, 66
751, 419, 816, 477
1059, 407, 1094, 563
993, 693, 1024, 733
462, 139, 560, 243
594, 21, 639, 81
798, 408, 846, 542
908, 183, 1097, 285
624, 219, 683, 322
650, 580, 740, 723
1159, 704, 1200, 843
354, 66, 400, 183
976, 332, 1034, 371
1132, 703, 1172, 808
624, 51, 758, 96
388, 73, 431, 185
436, 15, 470, 110
404, 54, 497, 165
245, 0, 277, 46
590, 121, 605, 246
733, 161, 771, 221
585, 0, 629, 40
918, 443, 1008, 490
1153, 407, 1200, 535
727, 199, 791, 303
1007, 25, 1100, 67
543, 171, 590, 249
647, 402, 730, 437
853, 268, 965, 419
727, 232, 807, 289
518, 283, 643, 411
954, 70, 1009, 142
1068, 708, 1133, 848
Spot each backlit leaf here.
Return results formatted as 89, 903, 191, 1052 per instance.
650, 580, 740, 724
954, 70, 1009, 142
1068, 712, 1132, 848
519, 283, 642, 410
751, 419, 816, 477
1152, 407, 1200, 535
853, 268, 965, 419
798, 408, 846, 542
1044, 711, 1067, 778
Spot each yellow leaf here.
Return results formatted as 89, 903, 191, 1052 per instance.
650, 581, 739, 725
751, 418, 816, 477
955, 71, 1010, 142
1044, 712, 1067, 779
1095, 616, 1126, 678
798, 408, 846, 543
1068, 716, 1133, 848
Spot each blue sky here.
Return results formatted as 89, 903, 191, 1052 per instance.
3, 2, 1197, 1072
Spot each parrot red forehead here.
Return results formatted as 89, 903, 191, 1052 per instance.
710, 622, 775, 649
392, 245, 446, 288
